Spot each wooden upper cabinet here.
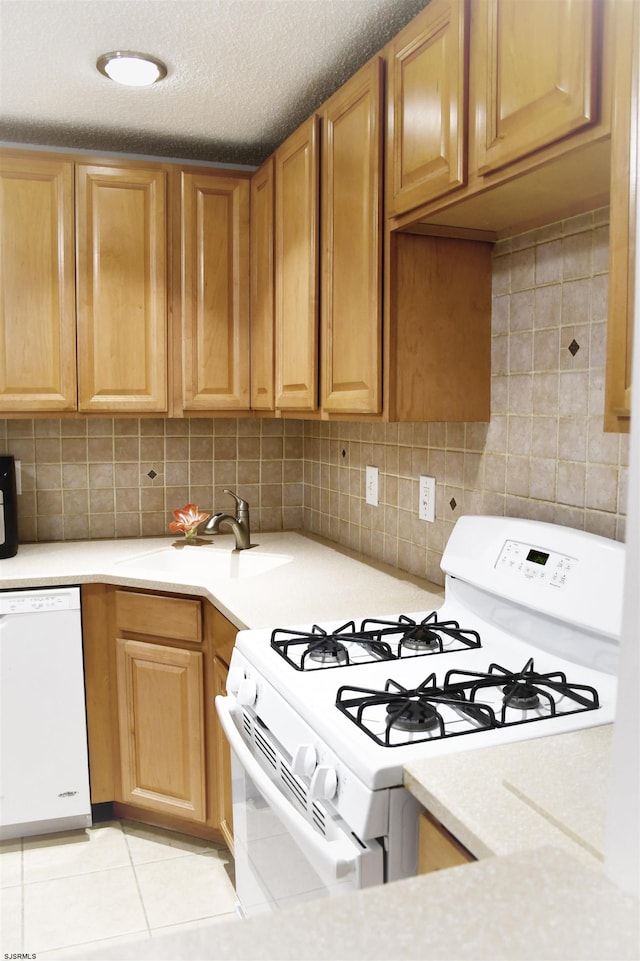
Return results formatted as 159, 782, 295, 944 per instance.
471, 0, 601, 176
389, 232, 492, 423
76, 163, 168, 412
250, 158, 275, 411
0, 154, 77, 412
387, 0, 468, 217
321, 58, 383, 415
605, 0, 637, 432
274, 116, 320, 411
177, 168, 250, 412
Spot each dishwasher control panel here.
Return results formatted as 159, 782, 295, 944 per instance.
0, 587, 81, 615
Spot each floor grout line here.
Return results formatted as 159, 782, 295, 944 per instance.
2, 820, 236, 956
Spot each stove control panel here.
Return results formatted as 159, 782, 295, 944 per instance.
496, 539, 577, 588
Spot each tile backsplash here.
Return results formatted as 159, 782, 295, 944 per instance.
0, 208, 629, 586
0, 417, 304, 543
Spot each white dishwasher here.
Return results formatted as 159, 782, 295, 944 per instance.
0, 586, 92, 839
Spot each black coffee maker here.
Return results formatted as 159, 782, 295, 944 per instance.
0, 454, 18, 559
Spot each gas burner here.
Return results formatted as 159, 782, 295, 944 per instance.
401, 625, 441, 652
308, 637, 348, 665
361, 612, 482, 657
503, 680, 540, 710
385, 697, 441, 732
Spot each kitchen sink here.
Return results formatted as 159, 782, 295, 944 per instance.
116, 544, 294, 579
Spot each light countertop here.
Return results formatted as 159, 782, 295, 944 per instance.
0, 531, 444, 630
78, 845, 639, 961
5, 534, 638, 959
404, 724, 614, 869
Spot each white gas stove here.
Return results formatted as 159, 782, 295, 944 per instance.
216, 516, 624, 916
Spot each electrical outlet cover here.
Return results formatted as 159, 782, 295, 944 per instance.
365, 465, 379, 506
419, 475, 436, 522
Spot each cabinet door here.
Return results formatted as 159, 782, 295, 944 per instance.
179, 169, 250, 411
274, 116, 320, 411
471, 0, 601, 175
605, 0, 637, 433
417, 811, 474, 873
115, 638, 206, 822
321, 58, 383, 415
390, 233, 491, 422
0, 154, 77, 411
212, 657, 233, 851
387, 0, 467, 216
76, 163, 167, 412
250, 158, 275, 411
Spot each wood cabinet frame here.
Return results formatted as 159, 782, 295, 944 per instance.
0, 154, 77, 411
321, 57, 384, 415
387, 0, 468, 216
250, 157, 276, 411
274, 115, 320, 412
471, 0, 601, 176
604, 0, 637, 432
173, 167, 251, 413
76, 162, 168, 412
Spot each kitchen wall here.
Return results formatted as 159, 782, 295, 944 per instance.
0, 416, 304, 542
0, 207, 629, 584
303, 207, 629, 585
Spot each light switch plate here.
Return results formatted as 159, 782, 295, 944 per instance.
419, 475, 436, 522
365, 465, 379, 506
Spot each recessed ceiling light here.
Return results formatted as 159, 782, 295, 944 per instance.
96, 51, 167, 87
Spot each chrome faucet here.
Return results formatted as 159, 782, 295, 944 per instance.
202, 489, 251, 550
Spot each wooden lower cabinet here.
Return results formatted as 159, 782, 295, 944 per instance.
213, 657, 233, 852
82, 584, 236, 847
417, 811, 475, 874
115, 638, 206, 821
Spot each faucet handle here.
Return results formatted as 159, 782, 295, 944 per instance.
223, 488, 249, 513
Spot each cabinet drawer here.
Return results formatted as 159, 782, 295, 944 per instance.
115, 590, 202, 643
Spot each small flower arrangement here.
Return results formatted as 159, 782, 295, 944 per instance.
169, 504, 210, 542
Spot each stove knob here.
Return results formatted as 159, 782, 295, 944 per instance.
226, 664, 244, 696
310, 765, 338, 801
292, 744, 317, 777
237, 676, 257, 707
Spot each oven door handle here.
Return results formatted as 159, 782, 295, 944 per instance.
216, 694, 358, 882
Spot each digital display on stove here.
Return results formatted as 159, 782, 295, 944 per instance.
526, 548, 550, 566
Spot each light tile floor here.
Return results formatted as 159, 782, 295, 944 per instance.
0, 819, 238, 959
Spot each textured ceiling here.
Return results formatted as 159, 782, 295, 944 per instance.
0, 0, 428, 166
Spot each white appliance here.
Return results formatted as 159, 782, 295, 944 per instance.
216, 515, 624, 917
0, 586, 92, 840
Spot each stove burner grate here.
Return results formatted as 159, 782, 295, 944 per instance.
361, 612, 482, 657
443, 657, 600, 724
335, 657, 601, 746
270, 622, 395, 670
336, 675, 497, 747
270, 612, 482, 670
